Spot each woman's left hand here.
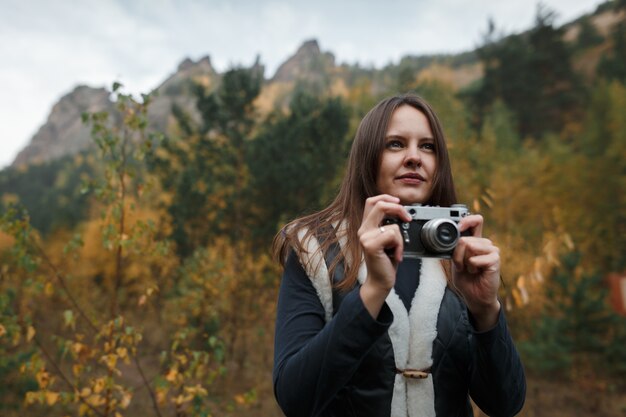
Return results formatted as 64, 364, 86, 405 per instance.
451, 214, 501, 331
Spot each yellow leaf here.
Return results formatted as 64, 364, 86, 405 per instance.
45, 391, 59, 405
184, 384, 207, 396
79, 403, 89, 416
25, 391, 38, 405
116, 347, 128, 359
72, 342, 84, 354
93, 378, 105, 394
174, 393, 193, 405
36, 369, 50, 389
234, 394, 246, 405
44, 282, 54, 296
87, 394, 105, 406
165, 368, 178, 382
156, 388, 167, 405
0, 324, 6, 337
101, 354, 118, 369
120, 391, 132, 409
472, 198, 481, 213
27, 326, 36, 342
73, 364, 83, 377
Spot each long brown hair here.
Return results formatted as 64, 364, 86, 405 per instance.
273, 93, 458, 290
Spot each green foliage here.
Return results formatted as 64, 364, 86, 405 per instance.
572, 80, 626, 271
520, 252, 620, 376
149, 65, 263, 257
467, 5, 585, 139
248, 89, 351, 241
0, 290, 37, 413
0, 154, 93, 235
598, 22, 626, 83
575, 17, 604, 50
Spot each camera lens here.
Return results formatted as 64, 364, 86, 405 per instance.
421, 219, 460, 253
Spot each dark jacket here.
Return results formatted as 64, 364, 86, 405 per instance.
273, 251, 526, 417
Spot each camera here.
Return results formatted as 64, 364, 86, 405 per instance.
384, 204, 470, 259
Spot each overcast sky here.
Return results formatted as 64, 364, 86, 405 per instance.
0, 0, 606, 169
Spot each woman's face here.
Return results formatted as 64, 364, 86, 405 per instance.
376, 105, 437, 205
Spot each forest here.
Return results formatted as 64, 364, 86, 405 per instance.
1, 3, 625, 416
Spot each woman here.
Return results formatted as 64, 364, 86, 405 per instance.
272, 94, 526, 417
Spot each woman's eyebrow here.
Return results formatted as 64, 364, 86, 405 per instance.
384, 133, 404, 139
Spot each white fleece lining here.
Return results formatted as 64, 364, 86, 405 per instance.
297, 229, 333, 322
299, 225, 446, 417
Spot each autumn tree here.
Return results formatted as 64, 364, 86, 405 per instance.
0, 84, 236, 416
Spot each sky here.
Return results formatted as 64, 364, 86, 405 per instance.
0, 0, 607, 169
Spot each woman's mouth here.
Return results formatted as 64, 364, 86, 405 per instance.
396, 173, 426, 184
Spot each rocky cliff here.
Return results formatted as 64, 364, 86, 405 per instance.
12, 86, 114, 166
271, 39, 335, 83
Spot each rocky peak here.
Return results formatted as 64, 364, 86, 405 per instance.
158, 55, 216, 93
271, 39, 336, 83
11, 85, 113, 167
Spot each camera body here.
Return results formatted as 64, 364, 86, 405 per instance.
384, 204, 470, 259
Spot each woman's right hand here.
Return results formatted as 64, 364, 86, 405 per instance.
358, 195, 411, 317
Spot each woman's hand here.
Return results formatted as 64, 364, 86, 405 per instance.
358, 195, 411, 318
452, 214, 501, 331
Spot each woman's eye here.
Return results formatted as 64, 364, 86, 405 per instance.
386, 140, 403, 149
420, 142, 435, 151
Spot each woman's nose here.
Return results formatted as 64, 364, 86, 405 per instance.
404, 145, 421, 167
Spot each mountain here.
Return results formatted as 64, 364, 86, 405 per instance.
147, 55, 218, 134
11, 86, 114, 166
271, 39, 335, 83
9, 2, 624, 168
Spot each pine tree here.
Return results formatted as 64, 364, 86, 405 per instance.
520, 252, 615, 376
247, 89, 350, 242
149, 65, 262, 257
467, 5, 584, 139
598, 22, 626, 83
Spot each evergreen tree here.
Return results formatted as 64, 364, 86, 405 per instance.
575, 17, 604, 50
520, 252, 616, 375
598, 22, 626, 83
575, 80, 626, 271
247, 89, 350, 242
148, 65, 262, 257
0, 155, 93, 235
467, 6, 584, 139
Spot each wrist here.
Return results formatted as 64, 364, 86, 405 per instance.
360, 278, 392, 319
468, 299, 501, 332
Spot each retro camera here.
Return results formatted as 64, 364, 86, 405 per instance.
384, 204, 470, 259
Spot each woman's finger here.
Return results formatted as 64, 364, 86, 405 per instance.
453, 236, 496, 272
361, 201, 411, 231
458, 214, 484, 237
464, 251, 500, 272
363, 194, 400, 217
